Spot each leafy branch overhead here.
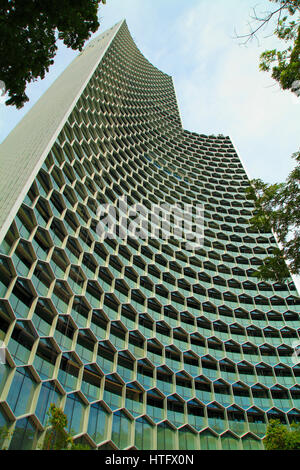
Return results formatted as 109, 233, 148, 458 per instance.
0, 0, 106, 108
238, 0, 300, 94
245, 151, 300, 282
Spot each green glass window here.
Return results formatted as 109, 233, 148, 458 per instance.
103, 378, 123, 411
200, 430, 219, 450
6, 367, 36, 417
242, 434, 263, 450
111, 410, 131, 449
35, 381, 61, 425
178, 427, 198, 450
64, 393, 86, 435
87, 402, 110, 444
157, 422, 176, 450
81, 366, 101, 401
134, 417, 153, 450
9, 417, 39, 450
221, 432, 240, 450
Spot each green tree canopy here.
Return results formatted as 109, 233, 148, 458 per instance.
246, 151, 300, 283
239, 0, 300, 95
0, 0, 106, 108
43, 403, 91, 450
238, 2, 300, 284
264, 419, 300, 450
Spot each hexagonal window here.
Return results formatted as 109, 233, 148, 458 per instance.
68, 265, 86, 295
120, 304, 136, 331
137, 359, 154, 390
31, 227, 53, 261
208, 337, 224, 360
125, 382, 144, 417
57, 352, 81, 392
166, 394, 185, 427
117, 351, 135, 383
70, 296, 90, 329
200, 429, 219, 450
270, 385, 292, 412
134, 416, 154, 450
109, 321, 126, 351
221, 431, 240, 450
9, 416, 40, 450
33, 338, 58, 380
207, 402, 225, 434
53, 315, 76, 351
164, 305, 179, 328
173, 328, 189, 351
247, 406, 266, 437
15, 204, 37, 240
241, 432, 263, 450
111, 409, 132, 449
232, 381, 251, 409
80, 364, 102, 402
156, 421, 177, 449
64, 392, 87, 435
275, 364, 295, 387
103, 293, 120, 321
6, 367, 38, 417
147, 297, 161, 320
8, 320, 37, 366
87, 401, 111, 445
32, 261, 54, 297
238, 361, 256, 386
183, 351, 199, 377
35, 380, 63, 425
227, 405, 247, 435
103, 374, 124, 411
9, 278, 36, 319
49, 248, 69, 279
76, 329, 96, 364
34, 197, 53, 228
11, 240, 35, 278
197, 317, 212, 337
96, 342, 115, 375
214, 379, 232, 407
175, 372, 192, 401
65, 237, 82, 265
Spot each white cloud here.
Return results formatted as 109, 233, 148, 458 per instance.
165, 0, 300, 182
1, 0, 299, 183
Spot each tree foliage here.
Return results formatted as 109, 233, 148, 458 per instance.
239, 0, 300, 94
245, 150, 300, 282
43, 404, 91, 450
264, 419, 300, 450
0, 0, 106, 108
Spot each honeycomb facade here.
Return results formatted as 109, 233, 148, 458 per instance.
0, 20, 300, 450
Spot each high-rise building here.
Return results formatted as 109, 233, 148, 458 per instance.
0, 20, 299, 451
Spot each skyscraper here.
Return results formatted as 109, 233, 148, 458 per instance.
0, 19, 299, 450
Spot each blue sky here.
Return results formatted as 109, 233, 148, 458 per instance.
0, 0, 299, 288
1, 0, 299, 182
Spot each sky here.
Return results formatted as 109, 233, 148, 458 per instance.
1, 0, 300, 182
0, 0, 299, 290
